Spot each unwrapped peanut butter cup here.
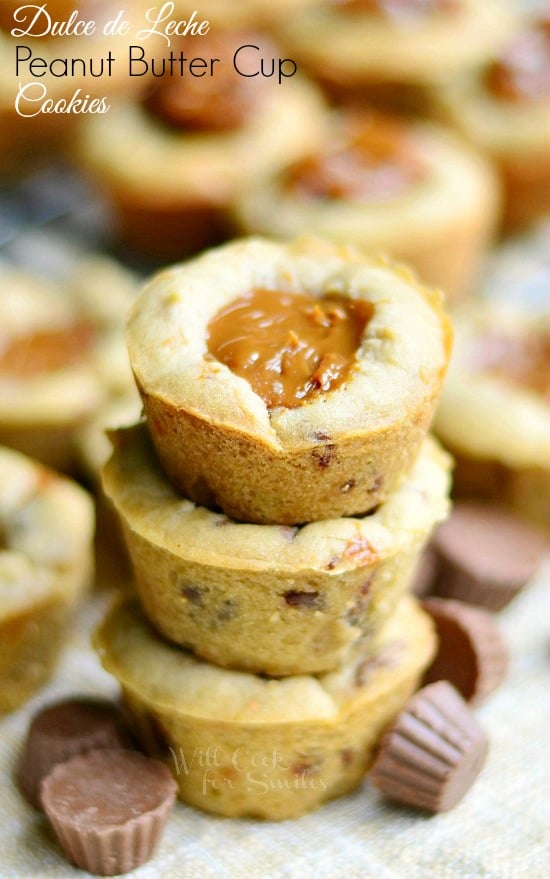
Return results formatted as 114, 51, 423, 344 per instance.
369, 680, 489, 812
431, 502, 548, 610
17, 698, 132, 808
421, 597, 508, 704
41, 749, 177, 876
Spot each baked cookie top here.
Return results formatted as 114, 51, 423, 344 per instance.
126, 236, 452, 450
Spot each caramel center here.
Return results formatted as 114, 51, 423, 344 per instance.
144, 33, 268, 132
284, 115, 425, 203
470, 331, 550, 401
0, 322, 95, 377
207, 288, 373, 409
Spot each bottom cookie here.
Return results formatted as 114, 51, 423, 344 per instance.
94, 595, 435, 820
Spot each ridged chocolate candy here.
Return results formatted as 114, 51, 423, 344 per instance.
17, 698, 132, 808
370, 680, 489, 812
432, 502, 548, 610
421, 597, 509, 704
41, 749, 177, 876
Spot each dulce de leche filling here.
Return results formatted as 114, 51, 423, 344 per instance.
470, 331, 550, 401
284, 115, 425, 203
207, 288, 373, 409
0, 322, 95, 378
485, 19, 550, 103
144, 33, 269, 132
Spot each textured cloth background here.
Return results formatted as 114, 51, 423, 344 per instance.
0, 562, 548, 879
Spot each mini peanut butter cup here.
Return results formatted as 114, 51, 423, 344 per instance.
410, 546, 439, 598
369, 680, 489, 812
41, 749, 177, 876
421, 597, 508, 704
431, 502, 548, 610
17, 698, 133, 808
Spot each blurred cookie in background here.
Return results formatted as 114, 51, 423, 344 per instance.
0, 1, 162, 176
434, 298, 550, 534
235, 110, 499, 302
437, 12, 550, 233
75, 29, 328, 260
171, 0, 320, 29
276, 0, 517, 113
0, 254, 139, 473
0, 445, 94, 714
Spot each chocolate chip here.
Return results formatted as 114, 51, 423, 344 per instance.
358, 577, 372, 596
340, 748, 355, 768
290, 760, 317, 776
346, 576, 373, 624
283, 590, 322, 608
217, 598, 237, 621
371, 474, 383, 492
421, 597, 508, 704
312, 444, 336, 468
432, 502, 548, 610
181, 585, 202, 605
289, 756, 321, 777
370, 681, 489, 812
355, 642, 404, 686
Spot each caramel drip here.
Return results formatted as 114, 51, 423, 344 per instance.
207, 288, 373, 409
470, 331, 550, 401
284, 114, 425, 203
0, 322, 96, 377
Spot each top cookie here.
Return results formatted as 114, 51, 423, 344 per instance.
127, 236, 452, 524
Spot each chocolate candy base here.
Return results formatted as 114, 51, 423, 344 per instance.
449, 447, 550, 538
421, 597, 508, 704
370, 680, 489, 813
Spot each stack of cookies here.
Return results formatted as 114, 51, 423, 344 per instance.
95, 236, 453, 820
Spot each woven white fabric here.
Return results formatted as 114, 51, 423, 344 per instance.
0, 561, 548, 879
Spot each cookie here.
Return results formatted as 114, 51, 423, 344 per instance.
94, 595, 436, 820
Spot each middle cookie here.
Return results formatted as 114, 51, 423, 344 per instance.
103, 425, 451, 676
